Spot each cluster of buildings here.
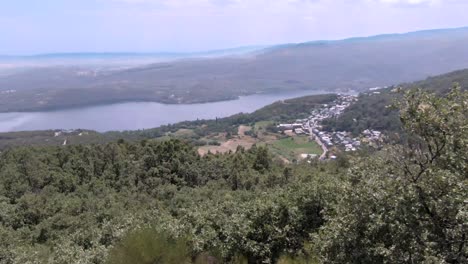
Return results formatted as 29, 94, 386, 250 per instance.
277, 94, 384, 156
53, 129, 89, 137
279, 95, 357, 130
367, 86, 390, 95
361, 129, 383, 147
314, 130, 361, 152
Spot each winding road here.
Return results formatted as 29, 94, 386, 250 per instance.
309, 125, 328, 160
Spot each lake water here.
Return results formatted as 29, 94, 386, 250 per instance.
0, 90, 337, 132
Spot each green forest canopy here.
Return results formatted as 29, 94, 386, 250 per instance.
0, 87, 466, 263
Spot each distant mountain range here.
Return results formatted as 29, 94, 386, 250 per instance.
0, 46, 269, 67
0, 27, 468, 112
3, 27, 467, 60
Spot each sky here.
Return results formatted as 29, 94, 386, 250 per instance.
1, 0, 468, 55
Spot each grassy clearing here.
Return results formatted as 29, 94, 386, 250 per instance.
268, 136, 321, 161
254, 121, 274, 133
171, 129, 196, 138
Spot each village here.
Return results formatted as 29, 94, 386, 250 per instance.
277, 94, 384, 160
53, 129, 90, 145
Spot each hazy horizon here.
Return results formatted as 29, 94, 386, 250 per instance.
0, 26, 467, 57
2, 0, 468, 55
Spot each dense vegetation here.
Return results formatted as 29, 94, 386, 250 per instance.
0, 139, 341, 263
0, 87, 466, 263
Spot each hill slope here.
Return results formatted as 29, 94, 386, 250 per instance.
1, 27, 468, 112
0, 86, 466, 263
323, 68, 468, 135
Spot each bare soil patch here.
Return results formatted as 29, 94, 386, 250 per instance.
198, 125, 256, 155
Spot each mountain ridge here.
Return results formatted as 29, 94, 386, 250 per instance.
1, 26, 468, 112
2, 26, 467, 58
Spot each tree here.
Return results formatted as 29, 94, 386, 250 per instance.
253, 146, 271, 172
317, 86, 467, 263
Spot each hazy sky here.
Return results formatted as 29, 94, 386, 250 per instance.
1, 0, 468, 54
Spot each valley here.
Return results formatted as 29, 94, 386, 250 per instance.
1, 67, 466, 163
0, 81, 465, 263
1, 27, 468, 113
2, 1, 468, 262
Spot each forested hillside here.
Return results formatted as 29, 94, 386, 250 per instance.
322, 69, 468, 135
0, 87, 466, 263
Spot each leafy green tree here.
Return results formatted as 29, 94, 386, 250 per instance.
317, 86, 467, 263
253, 146, 271, 172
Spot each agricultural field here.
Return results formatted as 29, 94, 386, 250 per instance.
268, 136, 322, 161
198, 125, 257, 155
197, 123, 322, 163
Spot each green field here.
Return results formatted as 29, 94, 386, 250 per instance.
268, 136, 322, 161
254, 121, 274, 133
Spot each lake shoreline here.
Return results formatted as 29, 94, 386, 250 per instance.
0, 88, 357, 114
0, 90, 355, 133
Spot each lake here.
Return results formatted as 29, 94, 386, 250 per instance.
0, 90, 339, 132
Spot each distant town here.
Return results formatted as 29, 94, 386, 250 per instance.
277, 94, 384, 160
